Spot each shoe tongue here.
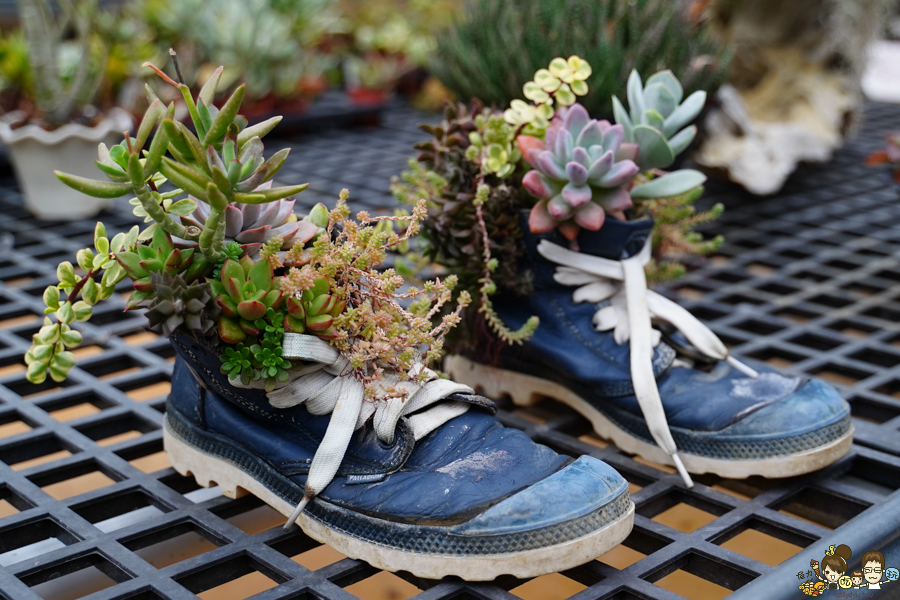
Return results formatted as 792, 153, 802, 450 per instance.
518, 210, 653, 260
575, 217, 653, 259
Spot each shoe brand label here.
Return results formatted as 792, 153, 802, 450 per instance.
346, 473, 386, 484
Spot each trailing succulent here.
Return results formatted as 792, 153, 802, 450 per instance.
24, 57, 471, 399
25, 223, 138, 384
392, 100, 537, 346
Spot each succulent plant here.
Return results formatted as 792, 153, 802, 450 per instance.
613, 69, 706, 171
519, 103, 640, 240
393, 100, 527, 295
504, 56, 592, 134
144, 0, 332, 103
145, 272, 215, 337
220, 343, 255, 384
283, 277, 346, 340
210, 257, 283, 343
392, 100, 538, 347
177, 192, 319, 257
116, 227, 210, 309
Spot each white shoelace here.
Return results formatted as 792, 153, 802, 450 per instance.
230, 333, 474, 528
537, 238, 759, 488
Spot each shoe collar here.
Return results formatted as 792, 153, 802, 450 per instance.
519, 209, 654, 261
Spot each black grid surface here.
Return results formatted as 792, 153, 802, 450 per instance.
1, 102, 900, 600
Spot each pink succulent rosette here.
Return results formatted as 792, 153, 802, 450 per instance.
518, 103, 639, 240
176, 182, 318, 256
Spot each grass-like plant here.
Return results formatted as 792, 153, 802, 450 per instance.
430, 0, 729, 117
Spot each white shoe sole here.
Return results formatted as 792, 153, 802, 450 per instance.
163, 421, 635, 580
445, 355, 854, 480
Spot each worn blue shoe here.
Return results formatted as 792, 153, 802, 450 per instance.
164, 331, 634, 579
446, 214, 853, 486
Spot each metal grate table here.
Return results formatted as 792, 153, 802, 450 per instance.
1, 103, 900, 600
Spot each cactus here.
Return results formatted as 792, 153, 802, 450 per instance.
16, 0, 105, 126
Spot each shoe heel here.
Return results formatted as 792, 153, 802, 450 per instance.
444, 355, 543, 406
164, 420, 248, 500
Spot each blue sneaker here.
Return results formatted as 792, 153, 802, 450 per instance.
446, 214, 853, 486
164, 331, 634, 579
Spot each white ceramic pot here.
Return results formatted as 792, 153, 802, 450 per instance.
0, 109, 133, 221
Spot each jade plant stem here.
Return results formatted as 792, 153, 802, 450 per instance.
127, 151, 196, 244
40, 262, 99, 376
197, 184, 229, 261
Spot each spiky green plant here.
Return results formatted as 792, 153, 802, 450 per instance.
16, 0, 106, 126
23, 58, 308, 385
430, 0, 729, 117
24, 58, 472, 398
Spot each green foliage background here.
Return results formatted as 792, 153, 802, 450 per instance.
430, 0, 730, 116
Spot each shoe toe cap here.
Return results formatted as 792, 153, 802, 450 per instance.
725, 377, 849, 437
449, 456, 629, 536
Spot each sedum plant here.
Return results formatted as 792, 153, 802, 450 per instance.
503, 56, 592, 135
24, 57, 470, 398
25, 222, 138, 384
637, 186, 723, 283
393, 100, 538, 346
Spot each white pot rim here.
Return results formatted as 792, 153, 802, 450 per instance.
0, 108, 133, 146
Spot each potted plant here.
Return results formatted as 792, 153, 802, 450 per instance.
141, 0, 333, 121
0, 0, 133, 220
18, 60, 642, 580
392, 56, 722, 348
342, 52, 406, 106
393, 57, 853, 488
